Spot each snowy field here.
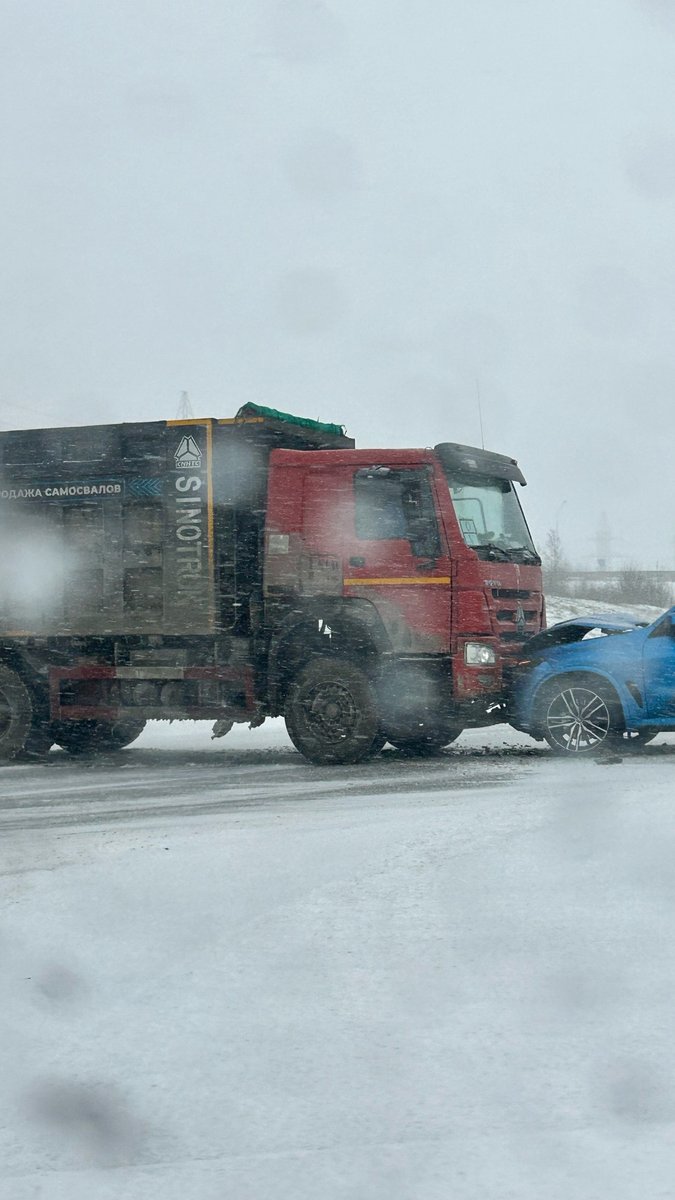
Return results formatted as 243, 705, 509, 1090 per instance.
545, 595, 667, 627
1, 598, 674, 1200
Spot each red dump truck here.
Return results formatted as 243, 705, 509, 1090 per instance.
0, 404, 543, 763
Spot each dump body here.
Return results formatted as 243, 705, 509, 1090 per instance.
0, 412, 353, 638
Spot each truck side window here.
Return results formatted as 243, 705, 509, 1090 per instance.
354, 470, 441, 557
354, 473, 407, 539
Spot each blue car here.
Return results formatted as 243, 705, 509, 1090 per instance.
510, 606, 675, 754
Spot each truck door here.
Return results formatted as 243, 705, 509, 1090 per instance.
343, 465, 452, 654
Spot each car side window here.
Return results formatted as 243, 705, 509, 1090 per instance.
648, 615, 675, 640
354, 469, 441, 557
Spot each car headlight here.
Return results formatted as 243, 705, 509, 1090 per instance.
464, 642, 497, 665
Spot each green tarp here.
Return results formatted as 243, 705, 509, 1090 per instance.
236, 402, 346, 439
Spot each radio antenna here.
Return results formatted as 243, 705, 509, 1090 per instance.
475, 378, 485, 449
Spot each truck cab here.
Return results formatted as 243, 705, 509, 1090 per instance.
263, 441, 543, 759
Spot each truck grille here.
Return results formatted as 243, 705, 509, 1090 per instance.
492, 589, 542, 658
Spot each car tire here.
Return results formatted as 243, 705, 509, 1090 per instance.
52, 718, 147, 755
285, 657, 379, 765
537, 676, 623, 755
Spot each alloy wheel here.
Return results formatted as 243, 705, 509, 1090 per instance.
545, 685, 613, 753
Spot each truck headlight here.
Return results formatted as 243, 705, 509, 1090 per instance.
464, 642, 496, 665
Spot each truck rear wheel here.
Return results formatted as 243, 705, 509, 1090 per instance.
0, 664, 53, 761
52, 718, 147, 755
285, 658, 379, 765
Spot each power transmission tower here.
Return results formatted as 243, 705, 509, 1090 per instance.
595, 511, 613, 570
176, 390, 194, 420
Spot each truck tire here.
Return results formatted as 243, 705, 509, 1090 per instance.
387, 725, 463, 756
52, 718, 147, 756
285, 657, 379, 765
0, 664, 53, 761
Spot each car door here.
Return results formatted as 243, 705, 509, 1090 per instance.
642, 611, 675, 720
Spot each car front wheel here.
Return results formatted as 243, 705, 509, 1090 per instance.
539, 678, 622, 755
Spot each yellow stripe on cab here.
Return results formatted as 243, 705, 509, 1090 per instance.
343, 577, 451, 586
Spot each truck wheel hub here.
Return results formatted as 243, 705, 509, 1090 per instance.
306, 683, 357, 739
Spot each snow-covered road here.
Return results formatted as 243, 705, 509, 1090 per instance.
2, 720, 674, 1200
0, 722, 545, 839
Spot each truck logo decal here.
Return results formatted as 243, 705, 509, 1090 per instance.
174, 435, 202, 469
173, 474, 205, 595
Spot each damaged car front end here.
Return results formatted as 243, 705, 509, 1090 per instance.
509, 607, 675, 754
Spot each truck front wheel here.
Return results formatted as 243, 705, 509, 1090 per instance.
52, 718, 147, 755
285, 658, 379, 765
0, 664, 52, 761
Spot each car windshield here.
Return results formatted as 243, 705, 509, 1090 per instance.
442, 469, 539, 562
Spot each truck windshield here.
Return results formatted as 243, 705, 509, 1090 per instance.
442, 470, 539, 563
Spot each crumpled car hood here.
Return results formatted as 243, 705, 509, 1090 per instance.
522, 613, 647, 655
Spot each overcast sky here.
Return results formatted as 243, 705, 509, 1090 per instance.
1, 0, 674, 566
